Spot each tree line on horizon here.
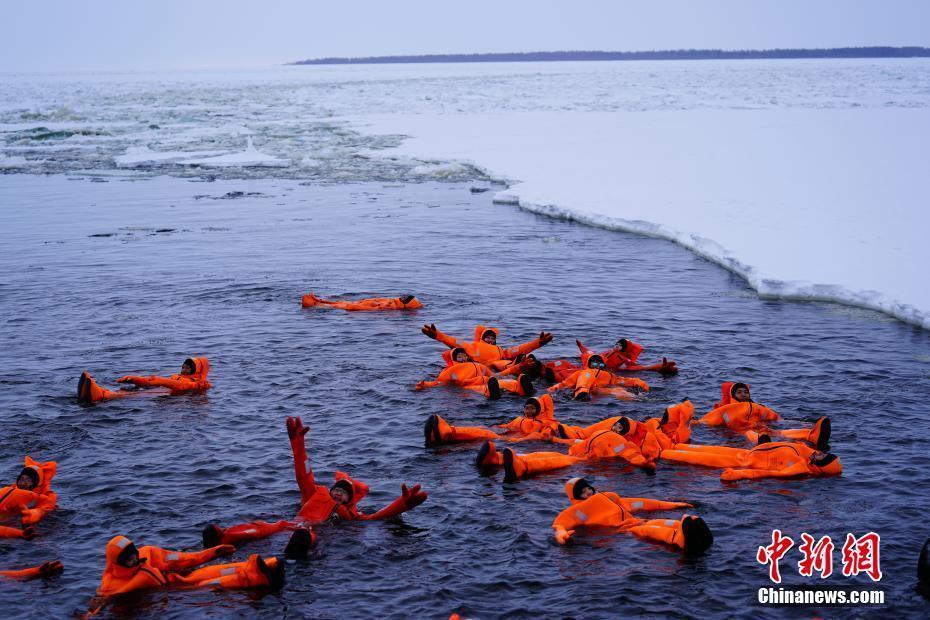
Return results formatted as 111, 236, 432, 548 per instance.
292, 46, 930, 65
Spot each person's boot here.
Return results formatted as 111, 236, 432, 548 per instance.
486, 377, 502, 400
502, 448, 528, 483
476, 441, 502, 469
682, 516, 714, 555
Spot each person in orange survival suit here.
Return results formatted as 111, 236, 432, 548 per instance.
167, 554, 284, 591
200, 520, 308, 549
551, 478, 713, 554
424, 394, 561, 446
0, 456, 57, 537
697, 382, 831, 450
552, 416, 663, 463
287, 417, 427, 523
661, 441, 843, 481
95, 535, 236, 597
421, 323, 554, 367
415, 347, 535, 400
301, 292, 423, 311
210, 417, 428, 541
77, 357, 212, 404
542, 338, 678, 383
476, 419, 657, 483
1, 561, 63, 581
576, 338, 677, 374
546, 353, 649, 401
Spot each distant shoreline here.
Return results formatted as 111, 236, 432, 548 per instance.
290, 46, 930, 66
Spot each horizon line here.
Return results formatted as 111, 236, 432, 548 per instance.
291, 46, 930, 66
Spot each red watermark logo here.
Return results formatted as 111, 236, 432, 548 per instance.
757, 530, 882, 584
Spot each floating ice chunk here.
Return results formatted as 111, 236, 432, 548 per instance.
492, 191, 519, 205
0, 154, 29, 168
409, 161, 469, 177
115, 146, 226, 167
180, 137, 289, 168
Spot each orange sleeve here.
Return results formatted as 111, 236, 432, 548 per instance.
620, 498, 691, 512
550, 371, 580, 391
0, 525, 27, 538
121, 375, 195, 391
0, 565, 43, 580
146, 546, 225, 572
504, 337, 544, 358
20, 491, 56, 525
433, 328, 461, 349
290, 435, 316, 503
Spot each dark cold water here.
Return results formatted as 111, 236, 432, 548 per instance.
1, 174, 929, 619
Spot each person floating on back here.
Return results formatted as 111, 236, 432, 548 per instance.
546, 352, 649, 400
421, 323, 553, 367
661, 440, 842, 481
203, 417, 428, 549
424, 394, 562, 446
551, 478, 712, 554
301, 292, 423, 311
698, 382, 831, 450
77, 357, 212, 404
415, 347, 535, 400
543, 338, 677, 383
0, 456, 57, 538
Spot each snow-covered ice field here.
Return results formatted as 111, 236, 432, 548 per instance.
2, 59, 928, 327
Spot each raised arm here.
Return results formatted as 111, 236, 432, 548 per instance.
421, 323, 460, 349
356, 484, 428, 520
504, 331, 553, 358
286, 416, 316, 503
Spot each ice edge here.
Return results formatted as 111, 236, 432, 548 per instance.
493, 189, 929, 331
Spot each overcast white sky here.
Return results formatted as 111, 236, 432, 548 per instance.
2, 0, 928, 72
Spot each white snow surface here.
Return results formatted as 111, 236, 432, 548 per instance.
349, 109, 930, 329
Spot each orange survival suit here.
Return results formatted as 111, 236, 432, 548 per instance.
415, 348, 531, 398
96, 535, 234, 596
0, 561, 63, 580
546, 353, 649, 400
424, 394, 561, 445
697, 382, 780, 430
552, 478, 704, 551
428, 324, 549, 366
661, 441, 843, 481
78, 357, 212, 403
288, 417, 427, 524
480, 427, 654, 482
167, 554, 283, 590
301, 292, 423, 311
0, 456, 57, 535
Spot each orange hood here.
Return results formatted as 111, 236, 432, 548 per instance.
564, 477, 595, 504
186, 357, 210, 378
334, 471, 369, 511
525, 393, 555, 421
474, 325, 499, 342
718, 381, 749, 407
620, 340, 644, 362
441, 347, 469, 367
401, 296, 423, 309
23, 456, 56, 494
581, 352, 605, 368
104, 535, 139, 580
